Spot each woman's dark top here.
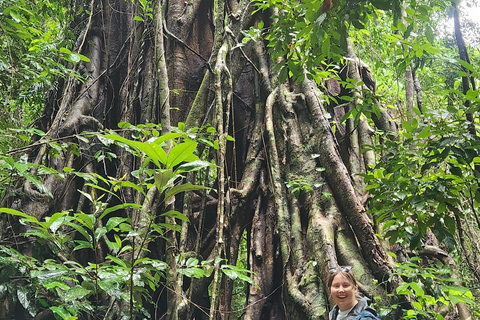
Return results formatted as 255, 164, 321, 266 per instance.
328, 297, 380, 320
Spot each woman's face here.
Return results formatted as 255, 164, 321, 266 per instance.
329, 273, 358, 311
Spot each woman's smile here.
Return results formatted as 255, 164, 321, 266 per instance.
330, 274, 359, 311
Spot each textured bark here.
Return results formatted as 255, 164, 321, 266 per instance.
411, 62, 423, 114
405, 65, 415, 115
453, 2, 477, 134
0, 0, 423, 319
401, 0, 415, 116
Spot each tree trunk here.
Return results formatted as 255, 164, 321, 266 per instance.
0, 0, 441, 319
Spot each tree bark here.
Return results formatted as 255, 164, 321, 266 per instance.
1, 0, 449, 319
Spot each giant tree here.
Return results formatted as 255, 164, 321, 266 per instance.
0, 0, 478, 319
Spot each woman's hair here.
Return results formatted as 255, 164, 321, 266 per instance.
327, 266, 362, 299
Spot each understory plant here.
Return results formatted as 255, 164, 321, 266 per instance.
0, 123, 253, 319
365, 86, 480, 318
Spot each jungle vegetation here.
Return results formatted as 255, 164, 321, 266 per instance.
0, 0, 480, 319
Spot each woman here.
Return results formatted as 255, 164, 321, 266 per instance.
327, 266, 381, 320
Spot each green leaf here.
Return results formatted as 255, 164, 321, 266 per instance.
449, 294, 475, 305
118, 121, 132, 129
102, 133, 143, 154
68, 223, 92, 242
94, 227, 107, 242
457, 59, 475, 73
46, 211, 69, 233
164, 183, 208, 203
17, 287, 32, 315
409, 282, 425, 297
444, 285, 475, 305
59, 47, 71, 54
112, 181, 146, 196
67, 53, 81, 63
179, 267, 204, 278
43, 281, 70, 290
65, 285, 90, 300
315, 12, 327, 26
161, 210, 190, 222
410, 231, 421, 249
152, 132, 183, 144
154, 169, 176, 192
396, 282, 412, 295
222, 268, 238, 280
35, 269, 68, 281
13, 162, 28, 173
402, 120, 413, 133
322, 37, 331, 55
237, 272, 254, 285
157, 223, 182, 232
106, 255, 128, 268
142, 142, 168, 167
74, 240, 93, 250
417, 126, 431, 139
0, 208, 39, 223
50, 306, 73, 319
176, 160, 215, 173
77, 53, 90, 62
167, 141, 198, 168
23, 173, 53, 198
371, 103, 381, 119
100, 203, 142, 220
106, 217, 130, 231
106, 235, 122, 252
279, 66, 288, 84
425, 26, 434, 43
465, 89, 478, 100
75, 212, 94, 230
9, 11, 23, 23
186, 257, 199, 267
412, 301, 422, 310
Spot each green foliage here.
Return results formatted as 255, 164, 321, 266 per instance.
286, 177, 314, 198
0, 154, 61, 200
131, 0, 154, 22
253, 0, 403, 84
0, 123, 257, 319
358, 0, 480, 253
286, 165, 330, 199
0, 207, 169, 319
352, 3, 480, 315
0, 0, 78, 127
378, 258, 475, 319
230, 230, 250, 318
365, 99, 480, 250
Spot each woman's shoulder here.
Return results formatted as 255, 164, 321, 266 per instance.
355, 308, 381, 320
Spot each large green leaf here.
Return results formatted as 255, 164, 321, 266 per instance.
161, 210, 190, 222
140, 142, 168, 167
175, 160, 216, 173
100, 203, 142, 220
409, 282, 425, 297
164, 183, 209, 203
46, 211, 69, 233
154, 169, 176, 193
0, 208, 38, 223
167, 141, 198, 168
34, 269, 68, 281
17, 287, 34, 317
65, 285, 90, 300
105, 217, 130, 232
